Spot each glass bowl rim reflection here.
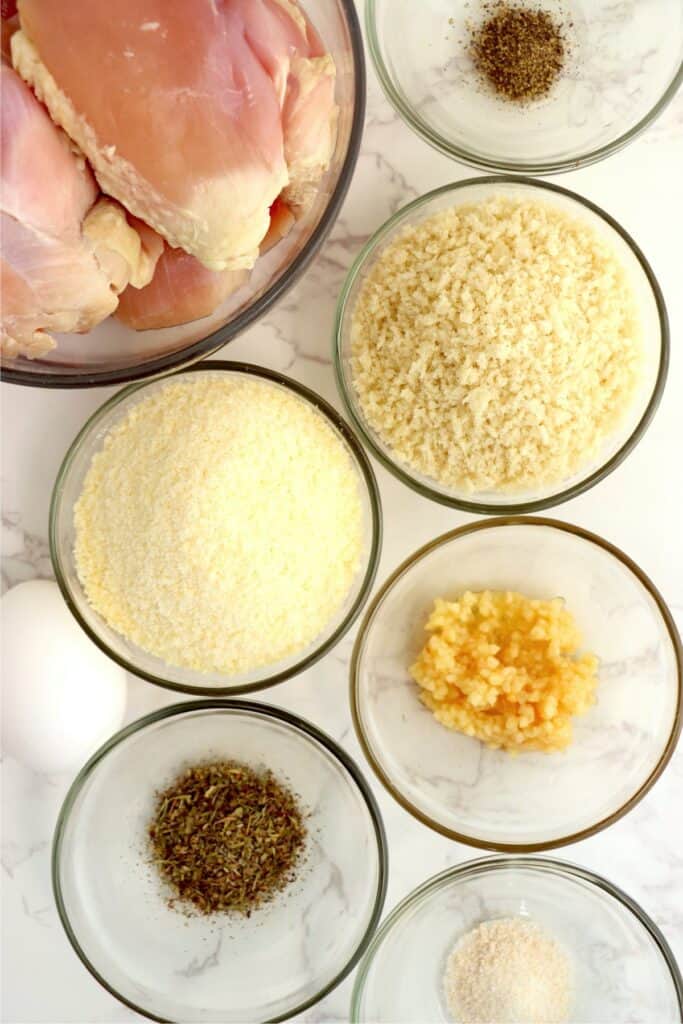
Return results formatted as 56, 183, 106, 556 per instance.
52, 698, 389, 1024
350, 515, 683, 852
333, 175, 670, 515
365, 0, 683, 175
1, 0, 366, 390
350, 854, 683, 1022
49, 360, 383, 696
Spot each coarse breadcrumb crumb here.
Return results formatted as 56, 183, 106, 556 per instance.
410, 590, 598, 753
74, 375, 363, 675
444, 917, 572, 1024
351, 196, 643, 493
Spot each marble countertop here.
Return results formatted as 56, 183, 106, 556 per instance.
2, 15, 683, 1024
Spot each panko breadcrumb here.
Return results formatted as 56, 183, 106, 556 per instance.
74, 375, 363, 675
411, 590, 598, 752
351, 196, 643, 493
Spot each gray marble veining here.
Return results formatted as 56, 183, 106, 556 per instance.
1, 6, 683, 1022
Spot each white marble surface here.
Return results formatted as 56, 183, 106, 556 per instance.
2, 16, 683, 1024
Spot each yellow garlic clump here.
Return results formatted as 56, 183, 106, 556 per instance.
410, 590, 598, 753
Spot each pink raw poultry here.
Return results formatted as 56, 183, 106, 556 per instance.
6, 0, 337, 340
116, 199, 295, 332
0, 63, 158, 357
237, 0, 338, 208
115, 244, 248, 332
12, 0, 335, 275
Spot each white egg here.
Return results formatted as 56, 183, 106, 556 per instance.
1, 579, 127, 774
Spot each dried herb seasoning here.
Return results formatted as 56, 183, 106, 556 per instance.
149, 760, 306, 917
469, 3, 567, 103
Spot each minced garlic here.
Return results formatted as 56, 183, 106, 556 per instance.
351, 196, 643, 493
410, 590, 598, 752
74, 374, 363, 675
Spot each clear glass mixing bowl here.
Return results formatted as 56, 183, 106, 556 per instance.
366, 0, 683, 174
351, 517, 682, 851
53, 700, 388, 1023
50, 362, 382, 695
334, 177, 669, 514
2, 0, 365, 388
351, 856, 683, 1023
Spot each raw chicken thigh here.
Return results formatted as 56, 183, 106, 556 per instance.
0, 63, 156, 357
116, 245, 248, 332
235, 0, 338, 209
13, 0, 336, 274
2, 0, 337, 353
115, 198, 295, 331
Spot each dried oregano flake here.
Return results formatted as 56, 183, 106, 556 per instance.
149, 759, 306, 917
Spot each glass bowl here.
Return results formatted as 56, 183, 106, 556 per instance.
334, 177, 669, 514
351, 517, 682, 851
50, 361, 382, 695
53, 699, 388, 1024
1, 0, 365, 389
366, 0, 683, 174
351, 856, 683, 1023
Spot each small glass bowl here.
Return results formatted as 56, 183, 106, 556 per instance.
50, 362, 382, 695
53, 699, 388, 1024
334, 177, 669, 514
351, 517, 682, 851
1, 0, 365, 388
351, 856, 683, 1023
366, 0, 683, 174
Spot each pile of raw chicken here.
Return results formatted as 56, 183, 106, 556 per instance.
1, 0, 338, 359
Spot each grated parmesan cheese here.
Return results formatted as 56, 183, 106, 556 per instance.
74, 374, 363, 675
351, 196, 644, 493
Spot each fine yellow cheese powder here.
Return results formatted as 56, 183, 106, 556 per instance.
74, 375, 364, 675
411, 591, 598, 752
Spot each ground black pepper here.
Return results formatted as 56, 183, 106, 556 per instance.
148, 760, 306, 917
468, 3, 567, 103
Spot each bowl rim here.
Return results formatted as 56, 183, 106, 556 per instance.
350, 515, 683, 852
1, 0, 366, 390
49, 360, 383, 695
333, 175, 670, 514
350, 854, 683, 1022
365, 0, 683, 175
52, 697, 390, 1024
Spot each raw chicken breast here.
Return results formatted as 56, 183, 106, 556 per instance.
13, 0, 337, 275
115, 198, 294, 332
6, 0, 337, 346
1, 63, 113, 357
13, 0, 290, 271
282, 54, 338, 210
235, 0, 339, 209
115, 245, 248, 332
1, 63, 158, 357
